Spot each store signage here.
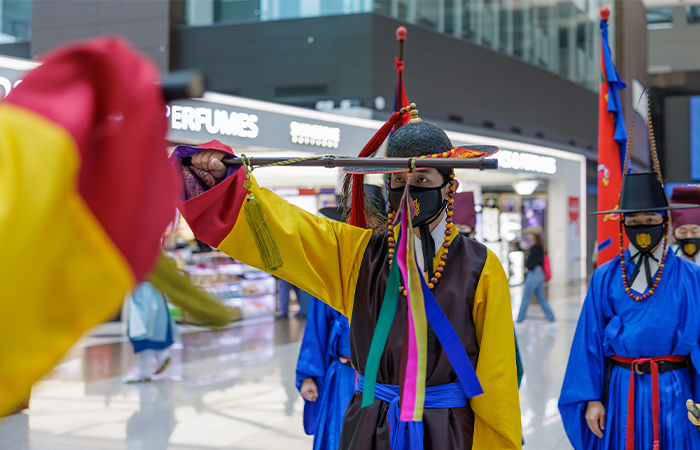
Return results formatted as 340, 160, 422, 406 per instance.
569, 197, 580, 221
170, 105, 259, 139
290, 121, 340, 149
273, 188, 300, 197
272, 187, 316, 197
489, 150, 557, 174
0, 75, 22, 99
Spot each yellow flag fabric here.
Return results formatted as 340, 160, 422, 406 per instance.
0, 104, 134, 414
0, 37, 179, 415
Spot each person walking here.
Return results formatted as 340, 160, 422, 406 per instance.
124, 282, 175, 383
276, 278, 301, 319
515, 228, 557, 328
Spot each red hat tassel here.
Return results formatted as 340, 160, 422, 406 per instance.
349, 111, 403, 228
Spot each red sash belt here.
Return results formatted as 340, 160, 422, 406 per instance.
610, 355, 689, 450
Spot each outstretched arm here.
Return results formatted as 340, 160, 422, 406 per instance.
173, 144, 372, 319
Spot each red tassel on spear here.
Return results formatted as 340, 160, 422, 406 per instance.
348, 27, 410, 228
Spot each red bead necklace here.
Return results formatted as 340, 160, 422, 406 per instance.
619, 218, 668, 301
386, 171, 457, 294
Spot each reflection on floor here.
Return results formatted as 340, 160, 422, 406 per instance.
0, 283, 585, 450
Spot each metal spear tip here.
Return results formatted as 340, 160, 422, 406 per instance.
600, 6, 610, 21
396, 26, 407, 41
161, 70, 206, 102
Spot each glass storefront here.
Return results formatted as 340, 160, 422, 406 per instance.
0, 0, 31, 44
183, 0, 612, 91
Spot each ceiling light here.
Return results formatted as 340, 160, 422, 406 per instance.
513, 180, 539, 195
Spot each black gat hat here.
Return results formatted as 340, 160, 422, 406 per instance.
594, 172, 698, 215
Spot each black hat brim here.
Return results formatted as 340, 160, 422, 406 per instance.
592, 203, 700, 215
319, 206, 389, 221
319, 206, 346, 222
320, 205, 389, 221
342, 146, 499, 175
342, 166, 430, 175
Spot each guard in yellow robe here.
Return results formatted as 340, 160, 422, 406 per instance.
173, 114, 521, 449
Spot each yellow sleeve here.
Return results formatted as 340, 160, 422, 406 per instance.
218, 176, 372, 319
470, 249, 522, 449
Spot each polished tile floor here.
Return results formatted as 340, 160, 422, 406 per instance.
0, 282, 585, 450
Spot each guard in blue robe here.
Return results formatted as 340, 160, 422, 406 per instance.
560, 172, 700, 450
296, 298, 356, 450
125, 282, 176, 382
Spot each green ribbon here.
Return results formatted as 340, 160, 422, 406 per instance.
361, 229, 402, 408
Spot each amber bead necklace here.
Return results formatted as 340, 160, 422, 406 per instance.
619, 218, 668, 301
386, 170, 457, 294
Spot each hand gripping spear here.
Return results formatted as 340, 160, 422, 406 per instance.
687, 399, 700, 428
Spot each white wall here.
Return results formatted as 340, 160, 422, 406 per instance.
547, 179, 568, 284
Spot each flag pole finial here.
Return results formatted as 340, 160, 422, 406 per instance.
396, 26, 407, 41
396, 26, 407, 62
600, 6, 610, 21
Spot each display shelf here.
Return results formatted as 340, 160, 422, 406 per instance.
166, 250, 277, 321
221, 294, 276, 319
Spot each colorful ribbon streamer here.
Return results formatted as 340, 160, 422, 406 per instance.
360, 183, 484, 421
396, 189, 428, 420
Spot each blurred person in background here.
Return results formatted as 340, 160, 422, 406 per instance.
277, 278, 301, 319
452, 191, 477, 240
124, 282, 176, 383
515, 228, 557, 329
277, 279, 312, 318
670, 186, 700, 264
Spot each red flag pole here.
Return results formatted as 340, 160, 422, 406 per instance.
596, 6, 628, 267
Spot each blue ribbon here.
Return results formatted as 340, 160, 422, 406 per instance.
600, 19, 628, 171
420, 276, 484, 399
356, 375, 469, 450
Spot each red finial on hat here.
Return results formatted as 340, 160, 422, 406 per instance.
600, 6, 610, 21
396, 26, 407, 41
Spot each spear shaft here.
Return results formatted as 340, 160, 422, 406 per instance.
181, 155, 498, 170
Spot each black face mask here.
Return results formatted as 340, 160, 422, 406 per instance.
677, 238, 700, 258
625, 223, 665, 254
389, 181, 448, 228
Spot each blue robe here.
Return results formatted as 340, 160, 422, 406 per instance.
559, 249, 700, 449
296, 299, 356, 450
128, 282, 175, 353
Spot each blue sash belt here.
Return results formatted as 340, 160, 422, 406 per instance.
356, 374, 468, 450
